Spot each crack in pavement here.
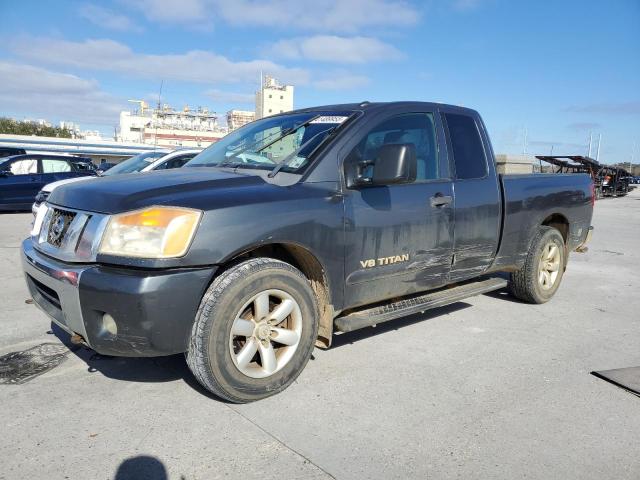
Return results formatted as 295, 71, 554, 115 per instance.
225, 404, 337, 479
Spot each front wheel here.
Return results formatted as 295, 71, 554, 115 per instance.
510, 226, 566, 304
186, 258, 319, 403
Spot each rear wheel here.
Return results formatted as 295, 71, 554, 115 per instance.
186, 258, 319, 403
510, 226, 566, 304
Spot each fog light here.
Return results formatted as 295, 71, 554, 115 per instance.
102, 313, 118, 336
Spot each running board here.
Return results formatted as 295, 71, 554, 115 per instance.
334, 277, 508, 333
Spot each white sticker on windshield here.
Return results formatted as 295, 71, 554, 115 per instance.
310, 116, 349, 124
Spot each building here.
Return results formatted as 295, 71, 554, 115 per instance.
226, 110, 255, 131
495, 154, 534, 174
255, 75, 294, 119
118, 101, 226, 148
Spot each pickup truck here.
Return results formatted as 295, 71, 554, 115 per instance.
22, 102, 594, 402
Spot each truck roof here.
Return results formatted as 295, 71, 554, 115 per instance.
288, 101, 479, 116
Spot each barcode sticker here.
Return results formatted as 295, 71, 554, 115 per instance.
310, 116, 349, 124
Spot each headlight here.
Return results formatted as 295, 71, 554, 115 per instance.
99, 206, 202, 258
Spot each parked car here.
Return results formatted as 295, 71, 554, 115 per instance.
0, 154, 96, 211
0, 147, 27, 159
23, 102, 594, 402
32, 149, 201, 214
96, 162, 117, 174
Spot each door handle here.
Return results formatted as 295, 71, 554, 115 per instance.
430, 194, 452, 208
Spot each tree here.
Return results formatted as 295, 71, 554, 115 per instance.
0, 118, 73, 138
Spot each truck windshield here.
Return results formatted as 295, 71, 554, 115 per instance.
102, 151, 167, 176
186, 111, 353, 173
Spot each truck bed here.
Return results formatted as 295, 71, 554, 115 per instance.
492, 173, 593, 270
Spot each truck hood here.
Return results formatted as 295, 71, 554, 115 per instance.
47, 167, 265, 214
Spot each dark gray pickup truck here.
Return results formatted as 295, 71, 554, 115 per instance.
22, 102, 594, 402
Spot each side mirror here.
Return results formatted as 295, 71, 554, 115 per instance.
0, 169, 12, 177
349, 143, 417, 187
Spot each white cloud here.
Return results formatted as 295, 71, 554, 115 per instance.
206, 89, 255, 104
124, 0, 419, 33
0, 62, 123, 125
313, 73, 370, 90
218, 0, 419, 32
79, 4, 143, 32
272, 36, 404, 64
124, 0, 212, 29
10, 36, 309, 86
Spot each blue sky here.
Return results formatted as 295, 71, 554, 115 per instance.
0, 0, 638, 163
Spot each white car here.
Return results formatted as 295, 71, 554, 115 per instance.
32, 148, 202, 214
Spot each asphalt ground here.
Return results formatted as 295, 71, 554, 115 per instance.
1, 189, 639, 479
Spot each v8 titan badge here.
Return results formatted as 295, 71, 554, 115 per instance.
360, 254, 409, 268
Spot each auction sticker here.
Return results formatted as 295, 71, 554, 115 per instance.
310, 116, 349, 124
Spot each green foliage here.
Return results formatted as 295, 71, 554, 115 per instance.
0, 117, 73, 138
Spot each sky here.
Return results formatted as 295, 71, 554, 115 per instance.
0, 0, 638, 163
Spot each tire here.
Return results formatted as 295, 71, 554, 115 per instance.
509, 226, 566, 304
186, 257, 319, 403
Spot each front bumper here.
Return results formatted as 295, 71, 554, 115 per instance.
22, 239, 216, 357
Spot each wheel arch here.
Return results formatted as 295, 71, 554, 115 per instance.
217, 241, 335, 348
541, 213, 569, 243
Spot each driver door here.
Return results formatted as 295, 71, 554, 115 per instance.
342, 111, 454, 309
0, 157, 41, 208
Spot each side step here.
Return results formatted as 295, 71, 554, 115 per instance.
334, 277, 508, 333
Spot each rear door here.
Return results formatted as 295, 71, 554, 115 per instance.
40, 157, 82, 185
342, 110, 454, 309
0, 157, 41, 208
441, 110, 501, 281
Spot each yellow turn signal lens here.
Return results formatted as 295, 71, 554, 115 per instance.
99, 206, 202, 258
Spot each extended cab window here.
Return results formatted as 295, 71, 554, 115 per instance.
444, 113, 487, 179
346, 113, 439, 182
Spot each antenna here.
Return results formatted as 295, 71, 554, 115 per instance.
587, 131, 593, 157
157, 80, 163, 111
154, 80, 164, 150
522, 127, 528, 155
596, 133, 602, 161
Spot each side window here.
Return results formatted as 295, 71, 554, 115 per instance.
42, 159, 73, 173
443, 113, 487, 179
9, 159, 38, 175
169, 154, 196, 169
157, 155, 195, 170
345, 113, 439, 182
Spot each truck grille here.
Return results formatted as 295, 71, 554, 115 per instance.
47, 208, 76, 248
